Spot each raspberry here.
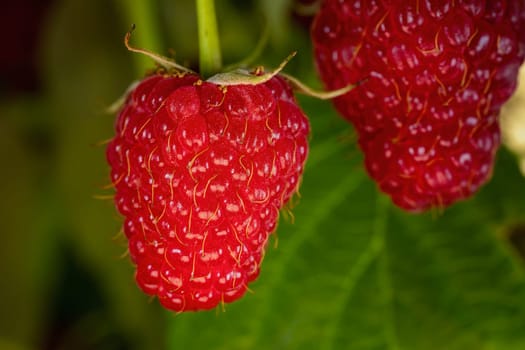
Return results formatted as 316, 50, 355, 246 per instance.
312, 0, 525, 211
106, 73, 309, 311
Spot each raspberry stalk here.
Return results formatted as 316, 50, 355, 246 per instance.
196, 0, 222, 77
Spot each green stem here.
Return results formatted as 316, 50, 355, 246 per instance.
116, 0, 164, 75
196, 0, 222, 77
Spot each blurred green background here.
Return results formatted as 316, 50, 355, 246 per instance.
1, 1, 525, 349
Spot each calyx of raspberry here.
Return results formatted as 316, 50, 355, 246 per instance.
124, 26, 356, 97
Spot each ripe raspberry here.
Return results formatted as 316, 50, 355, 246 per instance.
106, 72, 309, 311
312, 0, 525, 211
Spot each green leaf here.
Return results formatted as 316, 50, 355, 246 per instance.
166, 97, 525, 350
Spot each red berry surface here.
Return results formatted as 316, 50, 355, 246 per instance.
312, 0, 525, 211
106, 73, 310, 311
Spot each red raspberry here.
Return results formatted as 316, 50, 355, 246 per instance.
106, 73, 309, 311
312, 0, 525, 211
